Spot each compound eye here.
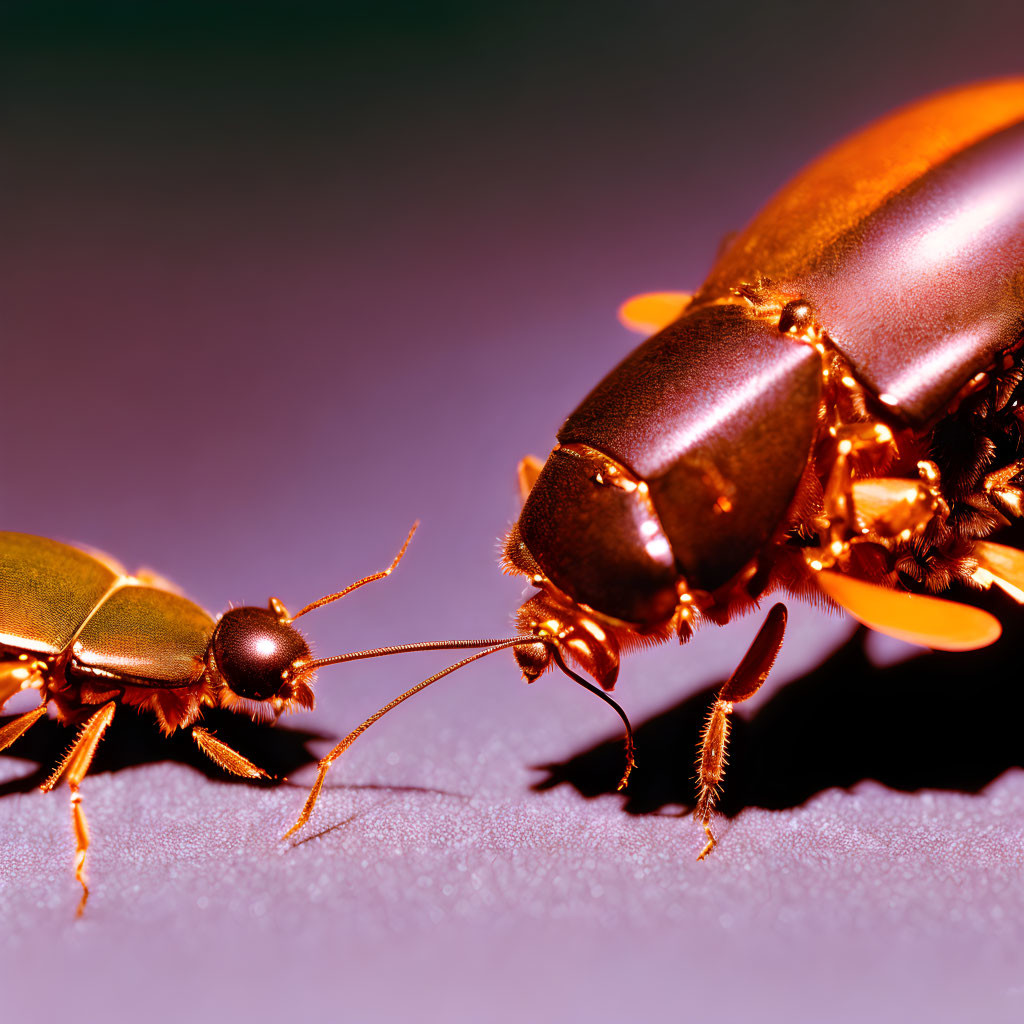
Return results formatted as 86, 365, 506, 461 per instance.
212, 607, 311, 700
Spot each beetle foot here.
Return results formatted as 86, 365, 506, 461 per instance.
71, 786, 90, 917
696, 821, 717, 861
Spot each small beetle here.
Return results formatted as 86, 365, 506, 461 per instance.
2, 544, 618, 913
0, 526, 472, 911
283, 78, 1024, 855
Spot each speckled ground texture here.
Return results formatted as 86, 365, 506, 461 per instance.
5, 4, 1024, 1022
7, 618, 1024, 1022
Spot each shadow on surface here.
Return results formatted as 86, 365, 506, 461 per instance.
0, 707, 326, 796
0, 705, 467, 811
535, 622, 1024, 817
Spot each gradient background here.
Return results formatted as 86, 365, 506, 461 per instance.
3, 3, 1024, 1021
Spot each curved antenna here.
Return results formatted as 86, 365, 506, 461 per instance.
550, 646, 635, 792
296, 637, 527, 674
289, 521, 418, 622
283, 637, 639, 839
282, 636, 532, 839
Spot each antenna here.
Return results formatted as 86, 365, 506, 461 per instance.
282, 637, 636, 838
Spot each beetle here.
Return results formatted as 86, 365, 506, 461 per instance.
0, 529, 610, 910
0, 526, 468, 912
282, 78, 1024, 856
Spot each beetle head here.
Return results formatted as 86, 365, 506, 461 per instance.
210, 605, 316, 715
508, 304, 826, 617
513, 585, 621, 690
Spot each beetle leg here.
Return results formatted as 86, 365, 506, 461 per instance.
517, 455, 544, 503
0, 656, 45, 710
983, 460, 1024, 520
41, 701, 116, 916
192, 726, 272, 779
813, 466, 1014, 649
695, 605, 786, 860
819, 422, 898, 556
0, 703, 48, 752
617, 291, 692, 334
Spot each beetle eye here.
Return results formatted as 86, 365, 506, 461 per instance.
212, 607, 311, 701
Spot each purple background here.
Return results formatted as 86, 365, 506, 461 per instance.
3, 3, 1024, 1021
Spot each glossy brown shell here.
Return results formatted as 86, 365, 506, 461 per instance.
702, 78, 1024, 425
553, 305, 823, 599
515, 80, 1024, 620
0, 532, 214, 688
517, 445, 679, 624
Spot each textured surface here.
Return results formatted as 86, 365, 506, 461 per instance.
4, 4, 1024, 1023
6, 610, 1024, 1023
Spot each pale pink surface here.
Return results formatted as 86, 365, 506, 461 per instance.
4, 609, 1024, 1022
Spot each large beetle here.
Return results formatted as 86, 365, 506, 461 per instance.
278, 78, 1024, 852
500, 77, 1024, 857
